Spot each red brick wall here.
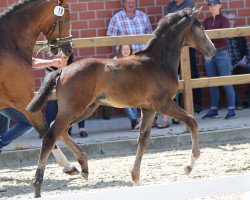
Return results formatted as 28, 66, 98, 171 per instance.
1, 0, 250, 112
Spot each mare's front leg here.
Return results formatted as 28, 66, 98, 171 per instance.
132, 108, 156, 186
153, 99, 200, 175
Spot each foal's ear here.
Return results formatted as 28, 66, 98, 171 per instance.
190, 6, 203, 18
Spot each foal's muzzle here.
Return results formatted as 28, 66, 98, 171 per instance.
50, 43, 72, 56
61, 43, 72, 56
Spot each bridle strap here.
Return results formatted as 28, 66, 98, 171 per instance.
46, 2, 72, 49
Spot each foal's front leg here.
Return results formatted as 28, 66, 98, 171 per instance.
132, 108, 156, 186
153, 99, 200, 175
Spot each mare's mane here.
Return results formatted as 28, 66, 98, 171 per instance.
135, 8, 193, 55
0, 0, 38, 18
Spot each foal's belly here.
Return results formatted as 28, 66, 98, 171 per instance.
99, 98, 150, 109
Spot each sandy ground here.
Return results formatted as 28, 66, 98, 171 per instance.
0, 142, 249, 200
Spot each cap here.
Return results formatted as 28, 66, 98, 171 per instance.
208, 0, 221, 5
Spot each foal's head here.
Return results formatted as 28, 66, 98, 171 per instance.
44, 0, 72, 56
181, 7, 216, 59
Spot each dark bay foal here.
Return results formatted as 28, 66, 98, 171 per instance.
27, 7, 216, 197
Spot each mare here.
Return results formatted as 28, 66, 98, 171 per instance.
27, 7, 216, 197
0, 0, 77, 175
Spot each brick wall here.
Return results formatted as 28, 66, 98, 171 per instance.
1, 0, 250, 114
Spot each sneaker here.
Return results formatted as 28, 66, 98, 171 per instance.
131, 119, 139, 130
202, 109, 218, 119
172, 119, 180, 125
225, 109, 237, 119
134, 121, 141, 130
79, 131, 88, 138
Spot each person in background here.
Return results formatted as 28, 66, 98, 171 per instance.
45, 53, 88, 138
223, 11, 250, 109
106, 0, 152, 122
0, 115, 9, 135
202, 0, 236, 120
0, 57, 64, 151
107, 0, 152, 52
114, 45, 140, 130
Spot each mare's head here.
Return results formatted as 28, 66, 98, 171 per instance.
179, 7, 216, 59
44, 0, 72, 56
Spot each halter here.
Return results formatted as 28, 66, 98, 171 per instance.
46, 1, 72, 49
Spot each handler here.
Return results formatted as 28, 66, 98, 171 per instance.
0, 56, 64, 151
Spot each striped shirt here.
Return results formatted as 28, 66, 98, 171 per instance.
107, 10, 152, 52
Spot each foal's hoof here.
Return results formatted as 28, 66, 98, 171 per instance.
80, 171, 89, 181
184, 165, 192, 175
133, 181, 141, 186
63, 165, 79, 175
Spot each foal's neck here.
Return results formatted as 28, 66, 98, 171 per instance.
151, 34, 183, 73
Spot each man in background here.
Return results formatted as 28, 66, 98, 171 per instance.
224, 11, 250, 108
107, 0, 152, 52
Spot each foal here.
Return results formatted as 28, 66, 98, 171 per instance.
27, 7, 216, 197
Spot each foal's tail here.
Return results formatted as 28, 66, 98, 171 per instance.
26, 70, 61, 112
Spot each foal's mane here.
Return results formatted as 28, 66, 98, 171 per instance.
135, 8, 193, 55
0, 0, 39, 18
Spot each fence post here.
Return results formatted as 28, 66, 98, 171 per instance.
180, 47, 194, 131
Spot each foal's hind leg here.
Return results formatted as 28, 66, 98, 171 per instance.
132, 108, 156, 186
60, 133, 88, 179
59, 102, 101, 180
153, 99, 200, 175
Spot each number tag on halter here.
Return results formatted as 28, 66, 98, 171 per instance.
54, 6, 65, 16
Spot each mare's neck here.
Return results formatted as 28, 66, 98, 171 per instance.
0, 0, 55, 62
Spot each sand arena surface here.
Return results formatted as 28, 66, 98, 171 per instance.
0, 142, 249, 200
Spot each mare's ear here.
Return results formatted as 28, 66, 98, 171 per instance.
58, 0, 65, 4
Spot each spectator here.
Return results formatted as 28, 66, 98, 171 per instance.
223, 11, 250, 108
106, 0, 152, 123
0, 57, 64, 151
0, 114, 9, 135
45, 53, 88, 138
202, 0, 236, 120
114, 45, 140, 130
107, 0, 152, 52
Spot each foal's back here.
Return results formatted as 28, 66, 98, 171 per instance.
57, 54, 177, 109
